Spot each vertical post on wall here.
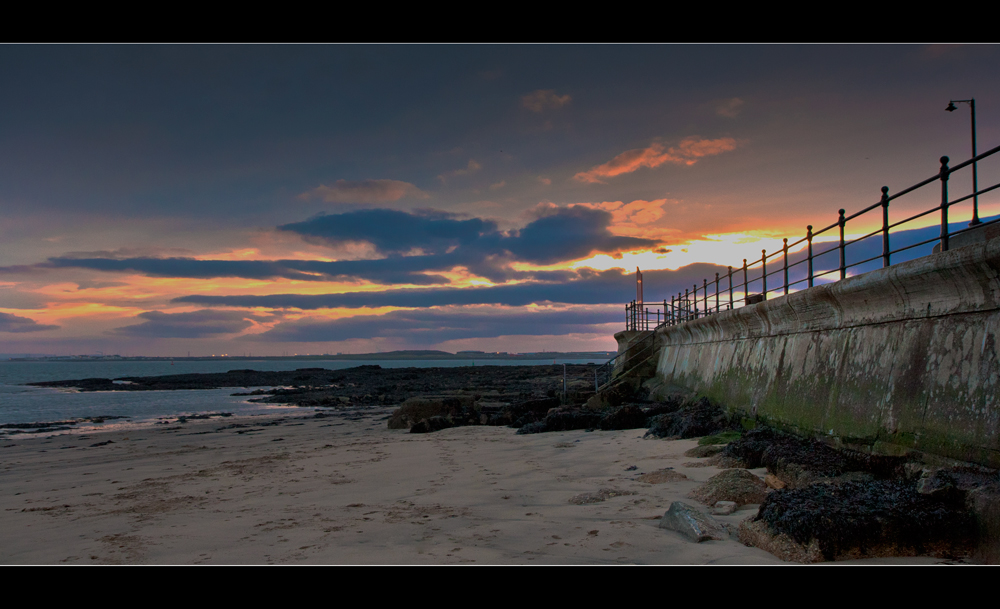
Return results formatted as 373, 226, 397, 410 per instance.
782, 238, 789, 295
881, 186, 891, 267
636, 267, 643, 306
761, 249, 767, 299
715, 272, 720, 312
742, 259, 748, 302
703, 279, 708, 316
838, 209, 847, 280
940, 156, 951, 253
806, 225, 814, 288
728, 266, 733, 309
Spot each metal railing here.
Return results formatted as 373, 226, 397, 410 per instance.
625, 146, 1000, 332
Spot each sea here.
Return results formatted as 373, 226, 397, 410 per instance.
0, 357, 606, 437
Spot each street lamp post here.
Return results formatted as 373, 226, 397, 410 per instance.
946, 98, 979, 226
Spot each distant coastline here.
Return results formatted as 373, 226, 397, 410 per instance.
6, 349, 617, 363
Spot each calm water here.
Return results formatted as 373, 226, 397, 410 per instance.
0, 358, 604, 433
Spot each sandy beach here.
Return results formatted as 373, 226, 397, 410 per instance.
1, 405, 953, 565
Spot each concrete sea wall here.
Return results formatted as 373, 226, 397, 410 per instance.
646, 236, 1000, 468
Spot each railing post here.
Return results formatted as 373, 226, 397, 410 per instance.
693, 284, 699, 319
728, 266, 733, 310
703, 279, 708, 316
940, 156, 950, 253
715, 273, 720, 312
782, 238, 789, 295
742, 259, 748, 303
670, 295, 675, 325
625, 303, 629, 330
645, 307, 649, 331
761, 249, 767, 299
838, 209, 846, 280
684, 288, 689, 321
880, 186, 890, 267
806, 225, 814, 288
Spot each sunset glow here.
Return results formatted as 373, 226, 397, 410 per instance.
1, 44, 997, 356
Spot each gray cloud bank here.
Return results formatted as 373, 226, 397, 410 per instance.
0, 312, 59, 333
251, 307, 619, 343
10, 206, 659, 286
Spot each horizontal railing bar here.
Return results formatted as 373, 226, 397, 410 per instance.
845, 253, 884, 269
946, 143, 1000, 173
887, 236, 942, 256
885, 206, 942, 231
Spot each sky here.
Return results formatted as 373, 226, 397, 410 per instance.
1, 44, 998, 356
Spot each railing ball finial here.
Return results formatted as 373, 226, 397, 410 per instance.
881, 186, 889, 195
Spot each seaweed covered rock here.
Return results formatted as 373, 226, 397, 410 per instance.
515, 409, 602, 434
387, 395, 476, 430
515, 402, 680, 435
409, 415, 454, 434
689, 468, 768, 507
742, 479, 977, 562
598, 405, 649, 430
721, 427, 907, 487
644, 397, 737, 439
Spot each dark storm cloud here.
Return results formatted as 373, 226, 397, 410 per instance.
280, 205, 659, 266
25, 206, 660, 285
107, 310, 259, 339
175, 264, 728, 310
504, 206, 656, 265
251, 307, 621, 343
0, 312, 59, 333
279, 209, 498, 256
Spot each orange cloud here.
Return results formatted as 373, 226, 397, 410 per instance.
300, 179, 427, 203
573, 136, 739, 184
521, 89, 571, 112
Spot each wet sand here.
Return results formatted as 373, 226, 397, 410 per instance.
0, 407, 942, 565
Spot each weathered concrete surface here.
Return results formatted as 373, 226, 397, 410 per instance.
651, 236, 1000, 468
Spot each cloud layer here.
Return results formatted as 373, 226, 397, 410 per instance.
574, 137, 739, 184
299, 179, 427, 203
253, 307, 619, 343
108, 310, 260, 338
0, 312, 59, 333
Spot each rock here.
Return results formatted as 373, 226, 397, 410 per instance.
738, 519, 823, 563
658, 501, 728, 542
409, 416, 453, 434
685, 445, 724, 458
749, 479, 977, 562
689, 468, 768, 506
637, 468, 688, 484
712, 501, 737, 515
765, 473, 786, 489
387, 395, 475, 430
644, 397, 736, 439
599, 405, 648, 430
568, 488, 637, 505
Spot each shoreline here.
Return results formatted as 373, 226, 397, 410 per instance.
0, 406, 945, 564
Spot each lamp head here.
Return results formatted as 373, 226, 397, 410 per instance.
946, 102, 958, 112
